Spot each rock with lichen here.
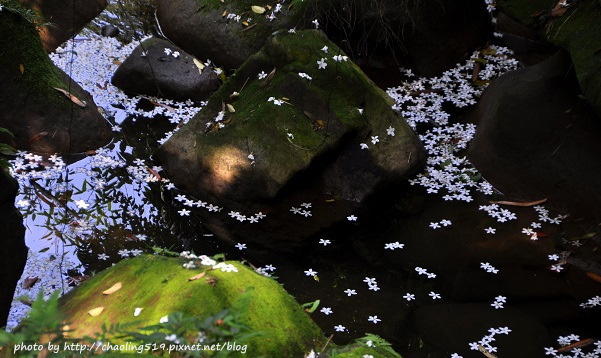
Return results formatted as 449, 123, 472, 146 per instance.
156, 29, 425, 251
59, 255, 326, 357
0, 8, 112, 156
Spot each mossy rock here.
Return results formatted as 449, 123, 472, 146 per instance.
498, 0, 601, 117
0, 9, 112, 155
157, 0, 311, 71
156, 30, 424, 251
59, 255, 325, 357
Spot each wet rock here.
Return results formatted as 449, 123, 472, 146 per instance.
156, 30, 425, 251
60, 255, 326, 356
498, 0, 601, 117
0, 10, 112, 155
0, 170, 27, 328
468, 50, 601, 220
111, 37, 220, 101
413, 303, 551, 357
19, 0, 107, 53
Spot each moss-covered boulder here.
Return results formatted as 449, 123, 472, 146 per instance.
0, 9, 112, 155
0, 170, 27, 329
19, 0, 107, 53
59, 255, 325, 357
498, 0, 601, 117
111, 37, 220, 101
156, 30, 424, 251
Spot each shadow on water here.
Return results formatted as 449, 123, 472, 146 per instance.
54, 102, 601, 358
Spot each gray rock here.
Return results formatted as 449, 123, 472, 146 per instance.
111, 37, 220, 101
0, 170, 27, 329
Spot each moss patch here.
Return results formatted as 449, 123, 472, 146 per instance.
548, 0, 601, 116
59, 255, 325, 357
0, 10, 67, 102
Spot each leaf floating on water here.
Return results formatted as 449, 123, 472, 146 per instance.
22, 276, 39, 289
19, 64, 24, 74
147, 167, 161, 181
102, 282, 122, 295
490, 198, 547, 207
478, 344, 497, 358
586, 272, 601, 284
251, 5, 266, 14
88, 307, 104, 317
189, 272, 206, 281
557, 338, 596, 353
53, 87, 87, 107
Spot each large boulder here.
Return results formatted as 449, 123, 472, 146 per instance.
468, 51, 601, 219
0, 9, 112, 156
498, 0, 601, 117
19, 0, 107, 53
156, 30, 425, 251
111, 37, 221, 101
0, 170, 27, 329
60, 255, 325, 356
158, 0, 490, 76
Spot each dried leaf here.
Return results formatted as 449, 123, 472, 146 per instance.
557, 338, 595, 353
102, 282, 122, 295
86, 149, 97, 156
22, 276, 39, 289
586, 272, 601, 284
29, 132, 48, 143
53, 87, 86, 107
472, 61, 482, 83
478, 345, 497, 358
193, 58, 204, 76
113, 59, 122, 65
189, 272, 206, 281
147, 167, 161, 181
226, 104, 235, 113
490, 198, 547, 207
19, 298, 33, 307
88, 307, 104, 317
242, 21, 249, 27
222, 10, 227, 17
251, 5, 266, 14
19, 64, 24, 74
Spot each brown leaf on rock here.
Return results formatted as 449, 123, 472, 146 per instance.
102, 282, 122, 295
88, 307, 104, 317
53, 87, 86, 107
189, 272, 206, 281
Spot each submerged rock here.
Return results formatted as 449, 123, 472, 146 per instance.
468, 51, 601, 219
19, 0, 107, 53
0, 170, 27, 328
0, 10, 112, 156
111, 37, 220, 101
60, 255, 325, 356
156, 30, 425, 251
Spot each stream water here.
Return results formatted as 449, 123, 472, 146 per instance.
6, 29, 601, 358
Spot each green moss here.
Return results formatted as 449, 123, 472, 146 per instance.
0, 10, 66, 100
60, 255, 325, 357
548, 0, 601, 116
